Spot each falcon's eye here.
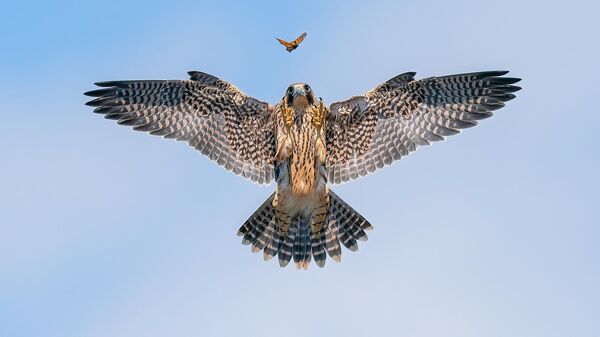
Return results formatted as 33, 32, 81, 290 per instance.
287, 86, 293, 94
304, 84, 311, 92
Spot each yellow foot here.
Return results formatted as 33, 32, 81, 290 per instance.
283, 102, 294, 128
312, 97, 325, 130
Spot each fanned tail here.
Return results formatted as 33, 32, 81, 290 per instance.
237, 190, 373, 269
236, 193, 276, 250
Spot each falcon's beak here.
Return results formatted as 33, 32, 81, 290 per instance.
291, 87, 309, 108
292, 87, 307, 98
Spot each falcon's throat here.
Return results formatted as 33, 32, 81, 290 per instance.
286, 84, 315, 110
293, 95, 309, 109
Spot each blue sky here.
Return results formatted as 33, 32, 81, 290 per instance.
1, 1, 598, 336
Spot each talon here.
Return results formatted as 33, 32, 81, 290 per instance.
313, 97, 325, 129
283, 102, 294, 128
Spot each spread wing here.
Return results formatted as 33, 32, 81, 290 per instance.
325, 70, 521, 184
85, 71, 276, 185
291, 32, 307, 46
276, 38, 293, 48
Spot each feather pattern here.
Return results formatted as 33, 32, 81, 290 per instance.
326, 71, 521, 184
85, 71, 276, 185
237, 190, 372, 268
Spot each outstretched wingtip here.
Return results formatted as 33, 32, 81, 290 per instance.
94, 81, 111, 87
490, 70, 510, 76
83, 90, 96, 97
84, 88, 112, 97
188, 71, 220, 83
187, 70, 206, 79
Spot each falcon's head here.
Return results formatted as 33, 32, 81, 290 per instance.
285, 83, 316, 109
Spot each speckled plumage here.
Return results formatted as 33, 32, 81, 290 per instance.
85, 70, 520, 269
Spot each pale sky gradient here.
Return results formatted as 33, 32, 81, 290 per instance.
1, 1, 599, 337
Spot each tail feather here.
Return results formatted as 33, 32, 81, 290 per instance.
279, 225, 296, 267
311, 226, 328, 267
330, 192, 373, 231
293, 217, 312, 269
346, 217, 369, 241
242, 214, 267, 246
263, 230, 283, 261
338, 226, 359, 251
237, 190, 373, 268
352, 225, 369, 241
251, 219, 275, 253
237, 193, 275, 243
324, 214, 342, 262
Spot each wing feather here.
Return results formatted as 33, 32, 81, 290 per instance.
85, 71, 276, 185
326, 71, 521, 184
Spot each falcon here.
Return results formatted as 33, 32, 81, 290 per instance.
85, 70, 521, 269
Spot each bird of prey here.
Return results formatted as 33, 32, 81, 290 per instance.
276, 32, 307, 52
85, 70, 521, 269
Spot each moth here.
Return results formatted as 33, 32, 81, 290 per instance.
276, 32, 307, 53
